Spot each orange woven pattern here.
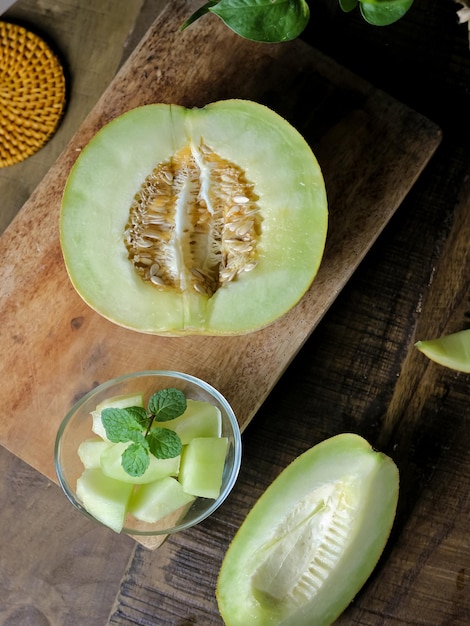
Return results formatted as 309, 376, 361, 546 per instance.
0, 21, 66, 167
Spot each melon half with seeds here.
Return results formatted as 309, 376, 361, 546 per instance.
60, 99, 328, 335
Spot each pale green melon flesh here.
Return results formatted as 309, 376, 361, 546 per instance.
100, 441, 180, 484
155, 399, 221, 444
76, 468, 134, 533
179, 437, 229, 498
78, 438, 112, 469
128, 476, 196, 523
216, 433, 399, 626
60, 100, 328, 335
415, 328, 470, 373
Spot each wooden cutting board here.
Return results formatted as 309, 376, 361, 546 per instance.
0, 0, 441, 486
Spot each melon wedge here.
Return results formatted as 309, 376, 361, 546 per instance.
77, 438, 112, 469
216, 433, 399, 626
415, 328, 470, 373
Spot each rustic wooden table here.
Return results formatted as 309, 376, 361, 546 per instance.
0, 0, 468, 624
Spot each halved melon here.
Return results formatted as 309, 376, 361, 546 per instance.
60, 99, 328, 335
216, 433, 399, 625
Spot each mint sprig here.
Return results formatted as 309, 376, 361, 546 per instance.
100, 388, 186, 477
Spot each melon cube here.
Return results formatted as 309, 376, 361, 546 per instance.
128, 476, 196, 523
76, 468, 134, 533
156, 399, 221, 444
78, 438, 112, 469
179, 437, 228, 499
91, 392, 144, 441
100, 442, 180, 484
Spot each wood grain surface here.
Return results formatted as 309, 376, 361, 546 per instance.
0, 0, 440, 488
0, 0, 469, 624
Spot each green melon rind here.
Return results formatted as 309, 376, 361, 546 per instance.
216, 433, 399, 626
60, 99, 328, 335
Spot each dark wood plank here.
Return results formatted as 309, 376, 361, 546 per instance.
0, 446, 136, 624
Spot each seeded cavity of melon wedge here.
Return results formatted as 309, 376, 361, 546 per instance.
251, 479, 357, 602
216, 433, 399, 626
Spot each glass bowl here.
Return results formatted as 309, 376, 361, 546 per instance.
54, 370, 242, 536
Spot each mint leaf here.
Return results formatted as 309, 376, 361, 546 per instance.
147, 428, 182, 459
121, 443, 149, 477
101, 407, 143, 443
125, 405, 150, 429
128, 429, 149, 449
148, 388, 187, 422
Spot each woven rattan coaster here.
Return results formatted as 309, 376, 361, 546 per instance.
0, 21, 66, 167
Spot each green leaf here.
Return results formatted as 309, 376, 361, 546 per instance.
339, 0, 358, 11
101, 407, 143, 443
127, 429, 149, 449
147, 428, 182, 459
182, 0, 414, 42
125, 405, 150, 429
359, 0, 414, 26
148, 388, 187, 422
185, 0, 310, 43
121, 442, 150, 477
212, 0, 310, 42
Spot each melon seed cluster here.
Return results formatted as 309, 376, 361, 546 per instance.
124, 142, 261, 297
